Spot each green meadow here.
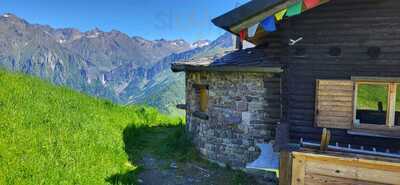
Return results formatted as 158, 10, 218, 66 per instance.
0, 70, 187, 185
357, 84, 400, 111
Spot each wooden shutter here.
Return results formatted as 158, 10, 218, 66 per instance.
199, 87, 208, 112
315, 80, 354, 129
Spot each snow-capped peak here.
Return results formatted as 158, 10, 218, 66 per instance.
191, 40, 210, 48
86, 32, 100, 38
85, 28, 102, 38
1, 13, 17, 18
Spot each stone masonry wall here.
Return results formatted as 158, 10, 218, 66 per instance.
186, 71, 281, 168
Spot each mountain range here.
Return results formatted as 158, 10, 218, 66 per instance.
0, 13, 234, 115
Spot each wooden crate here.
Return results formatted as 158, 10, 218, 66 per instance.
290, 150, 400, 185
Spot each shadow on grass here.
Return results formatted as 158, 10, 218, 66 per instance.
106, 121, 195, 185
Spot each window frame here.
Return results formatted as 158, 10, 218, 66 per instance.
353, 79, 400, 132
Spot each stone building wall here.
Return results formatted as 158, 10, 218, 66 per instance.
185, 71, 281, 168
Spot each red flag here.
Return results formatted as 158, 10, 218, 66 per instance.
304, 0, 320, 9
239, 30, 247, 42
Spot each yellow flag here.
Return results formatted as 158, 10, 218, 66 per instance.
275, 9, 287, 21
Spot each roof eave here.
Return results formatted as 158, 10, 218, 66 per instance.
212, 0, 300, 45
211, 0, 286, 31
171, 65, 283, 73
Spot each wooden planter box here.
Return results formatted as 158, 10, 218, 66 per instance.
288, 150, 400, 185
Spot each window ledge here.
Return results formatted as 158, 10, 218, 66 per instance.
193, 111, 209, 120
347, 129, 400, 139
176, 104, 187, 110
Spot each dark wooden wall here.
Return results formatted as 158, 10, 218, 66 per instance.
281, 0, 400, 150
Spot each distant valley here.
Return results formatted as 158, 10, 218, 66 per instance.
0, 13, 234, 115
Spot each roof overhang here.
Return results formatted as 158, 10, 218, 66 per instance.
171, 64, 283, 73
212, 0, 300, 44
171, 49, 283, 73
212, 0, 290, 32
212, 0, 330, 45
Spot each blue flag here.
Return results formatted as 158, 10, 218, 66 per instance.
261, 16, 276, 32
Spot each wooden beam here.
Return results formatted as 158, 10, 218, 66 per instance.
347, 128, 400, 139
352, 124, 400, 132
178, 66, 284, 73
352, 76, 400, 83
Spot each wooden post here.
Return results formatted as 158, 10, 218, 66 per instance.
320, 128, 331, 151
279, 150, 292, 185
291, 154, 305, 185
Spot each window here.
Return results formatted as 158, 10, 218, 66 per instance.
354, 82, 398, 130
315, 78, 400, 135
355, 83, 388, 126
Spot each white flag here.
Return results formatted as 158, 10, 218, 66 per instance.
248, 23, 259, 38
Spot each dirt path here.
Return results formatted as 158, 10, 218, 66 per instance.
120, 125, 276, 185
136, 154, 261, 185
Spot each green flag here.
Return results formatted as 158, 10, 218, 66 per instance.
275, 8, 287, 21
287, 1, 303, 17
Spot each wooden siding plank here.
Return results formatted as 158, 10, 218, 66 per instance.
317, 96, 353, 102
318, 116, 353, 123
318, 91, 354, 96
318, 111, 353, 118
317, 85, 354, 91
318, 105, 353, 112
304, 173, 386, 185
319, 101, 354, 107
318, 80, 354, 86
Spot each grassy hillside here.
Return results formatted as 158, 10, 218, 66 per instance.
133, 70, 186, 116
357, 84, 400, 111
357, 84, 388, 110
0, 70, 183, 185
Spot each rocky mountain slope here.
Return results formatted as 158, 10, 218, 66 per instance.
0, 13, 233, 114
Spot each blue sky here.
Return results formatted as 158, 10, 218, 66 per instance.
0, 0, 249, 43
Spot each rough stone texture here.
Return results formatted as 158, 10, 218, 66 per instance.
185, 71, 281, 168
